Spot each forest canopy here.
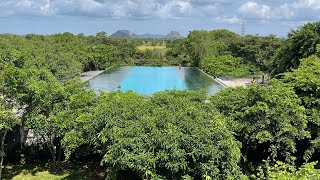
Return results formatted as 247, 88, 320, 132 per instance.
1, 22, 320, 179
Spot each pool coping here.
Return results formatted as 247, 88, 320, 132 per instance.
80, 66, 113, 83
196, 68, 228, 88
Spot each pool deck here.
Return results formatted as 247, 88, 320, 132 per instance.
215, 78, 253, 87
196, 68, 257, 87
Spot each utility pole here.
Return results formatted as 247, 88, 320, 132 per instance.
241, 19, 245, 36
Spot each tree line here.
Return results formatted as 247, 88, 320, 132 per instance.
168, 22, 320, 78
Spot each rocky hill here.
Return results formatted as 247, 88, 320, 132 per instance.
165, 31, 183, 39
109, 30, 139, 38
109, 30, 183, 39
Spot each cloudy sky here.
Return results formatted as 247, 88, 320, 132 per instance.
0, 0, 319, 37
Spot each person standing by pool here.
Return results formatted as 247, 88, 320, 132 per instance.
251, 77, 257, 84
261, 75, 265, 84
179, 64, 182, 69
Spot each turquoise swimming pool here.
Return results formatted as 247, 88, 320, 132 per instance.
87, 66, 224, 95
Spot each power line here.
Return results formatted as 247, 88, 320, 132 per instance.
241, 20, 245, 36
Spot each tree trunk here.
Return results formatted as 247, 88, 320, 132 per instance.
52, 147, 56, 165
19, 126, 24, 149
0, 131, 8, 180
57, 145, 62, 166
42, 134, 57, 167
48, 144, 57, 166
19, 124, 27, 165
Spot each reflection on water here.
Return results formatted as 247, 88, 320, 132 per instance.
87, 66, 223, 95
87, 67, 132, 93
183, 68, 222, 94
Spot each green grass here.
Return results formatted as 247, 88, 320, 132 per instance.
2, 162, 105, 180
137, 45, 167, 51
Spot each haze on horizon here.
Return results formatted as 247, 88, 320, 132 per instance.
0, 0, 319, 37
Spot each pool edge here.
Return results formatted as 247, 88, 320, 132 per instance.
80, 66, 113, 83
195, 68, 228, 88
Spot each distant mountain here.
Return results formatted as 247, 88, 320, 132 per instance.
109, 30, 184, 39
165, 31, 183, 39
109, 30, 139, 38
140, 33, 165, 38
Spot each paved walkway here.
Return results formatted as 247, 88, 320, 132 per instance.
215, 78, 254, 87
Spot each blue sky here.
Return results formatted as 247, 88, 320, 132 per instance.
0, 0, 319, 37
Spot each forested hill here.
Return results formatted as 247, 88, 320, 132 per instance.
1, 22, 320, 179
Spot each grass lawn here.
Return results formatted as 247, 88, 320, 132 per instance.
137, 45, 167, 51
2, 162, 105, 180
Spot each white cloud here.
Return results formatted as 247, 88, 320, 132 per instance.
0, 0, 316, 23
52, 0, 106, 16
239, 2, 272, 20
0, 0, 195, 19
275, 3, 294, 20
200, 5, 219, 16
190, 0, 232, 6
157, 1, 192, 19
0, 0, 53, 16
292, 0, 320, 10
215, 16, 241, 24
238, 1, 295, 21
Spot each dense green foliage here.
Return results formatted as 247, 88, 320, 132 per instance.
1, 21, 320, 179
64, 91, 241, 179
0, 98, 20, 180
281, 54, 320, 162
248, 161, 320, 180
166, 30, 282, 78
211, 82, 308, 164
229, 35, 283, 73
0, 33, 179, 84
271, 22, 320, 75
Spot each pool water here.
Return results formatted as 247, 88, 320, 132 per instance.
87, 66, 224, 95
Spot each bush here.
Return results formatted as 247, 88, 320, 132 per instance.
211, 82, 308, 164
69, 90, 241, 179
253, 161, 320, 180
